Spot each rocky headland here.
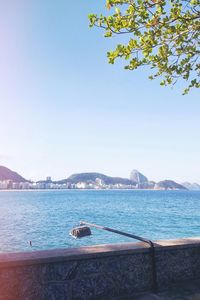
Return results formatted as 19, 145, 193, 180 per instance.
0, 166, 198, 190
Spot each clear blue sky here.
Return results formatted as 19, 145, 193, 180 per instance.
0, 0, 199, 183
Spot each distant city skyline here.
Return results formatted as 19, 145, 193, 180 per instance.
0, 1, 199, 183
0, 166, 196, 190
0, 164, 199, 185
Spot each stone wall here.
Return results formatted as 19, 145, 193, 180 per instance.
0, 238, 200, 300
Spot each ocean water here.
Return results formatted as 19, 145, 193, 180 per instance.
0, 190, 200, 253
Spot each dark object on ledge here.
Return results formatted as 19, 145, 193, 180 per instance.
70, 226, 91, 239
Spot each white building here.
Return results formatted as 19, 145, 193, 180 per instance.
76, 182, 88, 189
0, 181, 9, 189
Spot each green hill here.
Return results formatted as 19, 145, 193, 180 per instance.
155, 180, 187, 190
60, 172, 136, 186
0, 166, 26, 182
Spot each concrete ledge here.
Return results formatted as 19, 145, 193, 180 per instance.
0, 237, 200, 300
0, 237, 200, 268
0, 242, 150, 268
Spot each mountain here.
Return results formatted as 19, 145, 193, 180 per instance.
130, 170, 148, 184
181, 182, 200, 190
0, 166, 27, 182
59, 172, 136, 186
154, 180, 187, 190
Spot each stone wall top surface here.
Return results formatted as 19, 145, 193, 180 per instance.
0, 237, 200, 269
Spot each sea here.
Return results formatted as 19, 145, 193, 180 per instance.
0, 189, 200, 253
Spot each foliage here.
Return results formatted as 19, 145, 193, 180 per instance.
89, 0, 200, 94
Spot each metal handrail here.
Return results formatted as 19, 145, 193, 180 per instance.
79, 221, 157, 293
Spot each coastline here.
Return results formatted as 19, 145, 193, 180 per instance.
0, 188, 192, 192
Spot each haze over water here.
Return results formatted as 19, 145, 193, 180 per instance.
0, 189, 200, 253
